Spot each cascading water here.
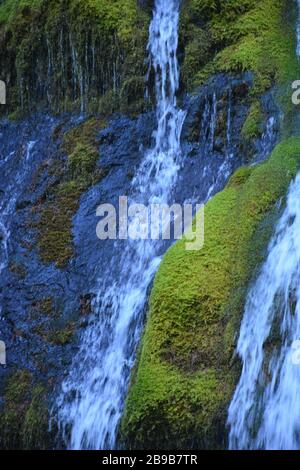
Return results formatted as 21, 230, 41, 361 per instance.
0, 141, 36, 278
227, 5, 300, 450
56, 0, 186, 450
228, 173, 300, 449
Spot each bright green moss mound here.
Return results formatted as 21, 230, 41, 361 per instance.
181, 0, 298, 93
121, 138, 300, 450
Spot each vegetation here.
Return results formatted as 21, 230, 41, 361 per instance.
0, 371, 50, 449
1, 0, 297, 118
121, 137, 300, 449
241, 101, 263, 140
0, 0, 149, 114
181, 0, 298, 91
35, 117, 107, 268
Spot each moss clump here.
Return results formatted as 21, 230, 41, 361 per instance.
241, 101, 263, 140
120, 137, 300, 450
0, 370, 32, 449
37, 181, 82, 268
35, 117, 106, 268
180, 0, 298, 110
8, 261, 27, 279
68, 143, 99, 181
21, 385, 49, 450
61, 117, 107, 155
0, 371, 51, 450
47, 323, 75, 346
37, 297, 54, 316
227, 166, 254, 188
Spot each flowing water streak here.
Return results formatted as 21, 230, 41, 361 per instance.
0, 141, 36, 303
297, 0, 300, 56
56, 0, 186, 450
228, 172, 300, 449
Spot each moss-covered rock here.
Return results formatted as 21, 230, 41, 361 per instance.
241, 101, 263, 140
0, 0, 150, 114
21, 384, 50, 450
34, 117, 107, 268
181, 0, 298, 93
120, 137, 300, 450
0, 370, 51, 449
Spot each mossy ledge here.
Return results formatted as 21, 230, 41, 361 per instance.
0, 370, 51, 449
120, 137, 300, 450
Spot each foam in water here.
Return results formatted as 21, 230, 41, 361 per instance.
56, 0, 185, 450
228, 172, 300, 450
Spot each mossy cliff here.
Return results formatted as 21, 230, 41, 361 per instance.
180, 0, 298, 92
1, 0, 298, 117
0, 0, 149, 115
121, 138, 300, 449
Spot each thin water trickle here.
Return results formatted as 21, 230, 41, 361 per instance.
0, 140, 36, 308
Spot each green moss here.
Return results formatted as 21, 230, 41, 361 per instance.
37, 181, 82, 268
38, 297, 54, 316
35, 117, 106, 268
181, 0, 298, 100
22, 385, 49, 450
0, 0, 150, 114
0, 0, 42, 23
121, 137, 300, 450
62, 117, 107, 154
241, 101, 263, 140
0, 371, 51, 449
8, 261, 27, 278
0, 370, 32, 449
227, 166, 254, 187
68, 143, 99, 181
47, 323, 75, 346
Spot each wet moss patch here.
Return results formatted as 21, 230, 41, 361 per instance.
35, 117, 107, 268
0, 370, 51, 449
0, 0, 150, 114
121, 137, 300, 450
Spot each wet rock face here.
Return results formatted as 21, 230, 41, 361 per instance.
0, 73, 279, 448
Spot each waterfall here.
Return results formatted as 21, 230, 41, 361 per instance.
228, 173, 300, 449
227, 6, 300, 450
56, 0, 186, 450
